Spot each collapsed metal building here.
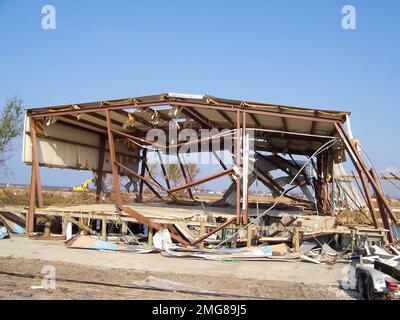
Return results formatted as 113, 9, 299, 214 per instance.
22, 93, 399, 249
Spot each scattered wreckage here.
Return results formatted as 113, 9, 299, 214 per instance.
1, 93, 399, 299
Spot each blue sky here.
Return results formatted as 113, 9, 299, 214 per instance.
0, 0, 399, 193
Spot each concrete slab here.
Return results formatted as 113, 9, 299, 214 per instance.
0, 236, 347, 286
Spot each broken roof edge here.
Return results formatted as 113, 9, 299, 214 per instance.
26, 92, 351, 121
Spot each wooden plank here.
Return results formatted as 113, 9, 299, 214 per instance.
292, 227, 300, 252
44, 218, 51, 237
121, 222, 128, 236
102, 218, 107, 241
62, 214, 68, 237
27, 160, 36, 234
96, 136, 106, 203
69, 217, 99, 236
199, 222, 206, 249
247, 226, 253, 248
191, 218, 236, 246
147, 227, 153, 247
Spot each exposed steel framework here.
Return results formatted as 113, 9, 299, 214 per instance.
25, 93, 398, 245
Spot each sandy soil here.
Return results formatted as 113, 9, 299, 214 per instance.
0, 256, 360, 300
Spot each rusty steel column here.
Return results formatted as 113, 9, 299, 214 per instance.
95, 135, 106, 203
242, 111, 249, 225
29, 118, 43, 208
27, 117, 43, 234
105, 110, 123, 208
138, 148, 147, 203
236, 110, 241, 225
27, 155, 36, 234
315, 154, 323, 211
322, 150, 330, 215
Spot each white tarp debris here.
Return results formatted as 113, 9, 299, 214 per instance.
300, 255, 321, 264
321, 243, 339, 256
0, 226, 9, 239
153, 229, 173, 251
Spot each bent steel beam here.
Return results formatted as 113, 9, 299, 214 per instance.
167, 169, 234, 194
95, 136, 106, 203
105, 110, 189, 246
114, 160, 166, 201
335, 122, 397, 223
177, 153, 195, 200
191, 218, 236, 246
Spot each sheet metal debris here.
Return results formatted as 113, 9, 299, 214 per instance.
0, 226, 9, 239
65, 235, 158, 253
0, 211, 25, 234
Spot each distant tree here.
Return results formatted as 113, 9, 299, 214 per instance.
166, 162, 200, 188
0, 97, 24, 169
145, 162, 159, 180
166, 162, 181, 188
185, 162, 200, 181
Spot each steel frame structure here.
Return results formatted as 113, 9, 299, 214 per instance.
25, 95, 398, 245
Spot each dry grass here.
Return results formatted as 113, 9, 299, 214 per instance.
0, 186, 99, 206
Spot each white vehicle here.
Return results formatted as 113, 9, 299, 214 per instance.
356, 258, 400, 300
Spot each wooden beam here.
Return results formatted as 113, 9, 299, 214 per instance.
190, 218, 236, 246
69, 217, 99, 236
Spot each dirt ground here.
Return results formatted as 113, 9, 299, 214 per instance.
0, 256, 360, 300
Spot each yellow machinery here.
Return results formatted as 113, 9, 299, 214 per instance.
73, 178, 94, 192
